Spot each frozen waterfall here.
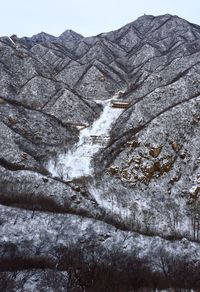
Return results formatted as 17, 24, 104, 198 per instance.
47, 99, 123, 180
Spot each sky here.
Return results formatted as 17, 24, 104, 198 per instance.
1, 0, 199, 38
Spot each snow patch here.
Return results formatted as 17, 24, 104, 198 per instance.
47, 99, 123, 180
88, 183, 131, 221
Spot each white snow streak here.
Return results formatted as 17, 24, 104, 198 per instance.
47, 99, 123, 180
89, 185, 131, 219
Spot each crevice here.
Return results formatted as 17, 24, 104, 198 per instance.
0, 158, 26, 171
0, 192, 66, 214
126, 59, 200, 108
146, 15, 172, 34
0, 158, 48, 175
0, 257, 54, 272
98, 93, 200, 174
0, 95, 78, 131
95, 61, 127, 85
40, 88, 64, 110
0, 195, 199, 245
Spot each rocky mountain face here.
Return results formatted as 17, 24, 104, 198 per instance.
0, 14, 200, 291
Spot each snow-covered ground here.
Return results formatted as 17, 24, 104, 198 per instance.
89, 184, 132, 219
47, 99, 123, 180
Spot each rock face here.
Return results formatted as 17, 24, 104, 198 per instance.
0, 14, 200, 291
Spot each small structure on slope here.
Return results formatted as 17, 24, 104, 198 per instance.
87, 135, 110, 146
111, 100, 130, 109
70, 123, 89, 130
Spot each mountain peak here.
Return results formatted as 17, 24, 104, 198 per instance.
59, 29, 83, 40
29, 32, 57, 43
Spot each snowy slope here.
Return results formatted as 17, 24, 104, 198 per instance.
47, 99, 123, 180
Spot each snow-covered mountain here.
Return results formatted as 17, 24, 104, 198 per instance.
0, 14, 200, 291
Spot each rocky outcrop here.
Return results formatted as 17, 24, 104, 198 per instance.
0, 14, 200, 291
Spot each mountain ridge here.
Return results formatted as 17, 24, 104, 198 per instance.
0, 14, 200, 291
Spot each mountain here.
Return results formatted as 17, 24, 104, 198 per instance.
0, 14, 200, 291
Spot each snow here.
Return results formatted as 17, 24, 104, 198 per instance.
8, 36, 16, 46
89, 184, 131, 219
47, 99, 123, 180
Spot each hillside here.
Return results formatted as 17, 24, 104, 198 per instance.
0, 14, 200, 291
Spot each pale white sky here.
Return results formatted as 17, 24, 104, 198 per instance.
1, 0, 199, 37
